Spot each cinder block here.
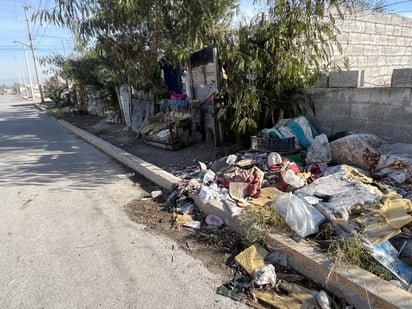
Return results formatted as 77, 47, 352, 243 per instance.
370, 88, 411, 106
350, 103, 370, 120
313, 73, 329, 88
391, 69, 412, 88
329, 71, 364, 88
188, 192, 240, 227
314, 100, 351, 118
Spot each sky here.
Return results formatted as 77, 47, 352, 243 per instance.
0, 0, 75, 86
0, 0, 411, 86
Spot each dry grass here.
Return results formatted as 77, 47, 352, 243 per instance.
327, 235, 391, 280
237, 202, 290, 247
238, 203, 392, 280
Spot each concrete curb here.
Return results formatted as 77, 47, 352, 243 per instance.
48, 111, 238, 226
265, 232, 412, 309
57, 119, 181, 191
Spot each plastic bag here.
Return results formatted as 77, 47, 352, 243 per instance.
274, 193, 325, 238
226, 154, 238, 165
306, 134, 331, 164
253, 264, 277, 287
267, 152, 282, 166
282, 169, 305, 188
198, 184, 220, 203
374, 154, 412, 184
202, 169, 216, 183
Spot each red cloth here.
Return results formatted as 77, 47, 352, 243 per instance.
268, 158, 288, 172
304, 162, 328, 180
222, 166, 264, 198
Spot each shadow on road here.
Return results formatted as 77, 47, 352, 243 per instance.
0, 103, 133, 191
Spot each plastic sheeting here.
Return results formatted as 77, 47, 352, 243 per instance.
295, 164, 412, 245
295, 165, 382, 222
286, 119, 312, 149
305, 134, 331, 164
374, 142, 412, 187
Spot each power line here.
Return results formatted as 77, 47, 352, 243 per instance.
36, 23, 50, 46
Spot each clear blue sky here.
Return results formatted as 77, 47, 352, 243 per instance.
0, 0, 411, 86
0, 0, 75, 85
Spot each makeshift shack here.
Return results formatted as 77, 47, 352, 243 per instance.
141, 45, 226, 150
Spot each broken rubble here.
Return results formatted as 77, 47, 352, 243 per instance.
223, 244, 338, 308
161, 125, 412, 302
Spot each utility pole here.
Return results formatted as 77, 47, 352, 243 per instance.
62, 40, 70, 89
24, 4, 44, 103
16, 53, 27, 97
14, 41, 34, 99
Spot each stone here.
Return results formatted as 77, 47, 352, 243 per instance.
329, 71, 364, 88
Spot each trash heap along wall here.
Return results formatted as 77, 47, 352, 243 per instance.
331, 8, 412, 87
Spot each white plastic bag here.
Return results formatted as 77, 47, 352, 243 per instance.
306, 134, 331, 164
282, 169, 305, 188
198, 184, 219, 203
267, 152, 282, 166
253, 264, 277, 287
274, 193, 325, 238
202, 169, 216, 183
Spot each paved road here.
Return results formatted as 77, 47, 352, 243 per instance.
0, 95, 245, 309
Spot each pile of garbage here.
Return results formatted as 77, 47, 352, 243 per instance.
166, 117, 412, 307
218, 244, 337, 308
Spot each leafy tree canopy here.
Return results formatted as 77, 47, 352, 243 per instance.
216, 0, 348, 139
36, 0, 371, 138
36, 0, 238, 92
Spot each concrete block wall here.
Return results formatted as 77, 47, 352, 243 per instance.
331, 8, 412, 87
304, 87, 412, 143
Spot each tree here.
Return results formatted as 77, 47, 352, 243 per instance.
36, 0, 238, 95
216, 0, 347, 141
36, 0, 354, 142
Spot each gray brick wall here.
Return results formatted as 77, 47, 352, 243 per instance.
331, 8, 412, 87
304, 87, 412, 143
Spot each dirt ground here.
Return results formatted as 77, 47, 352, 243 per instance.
63, 112, 231, 171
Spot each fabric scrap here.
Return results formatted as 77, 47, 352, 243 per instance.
235, 244, 268, 276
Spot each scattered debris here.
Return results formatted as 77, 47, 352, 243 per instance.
161, 120, 412, 306
235, 244, 268, 277
175, 214, 193, 225
150, 190, 163, 199
126, 171, 135, 178
205, 214, 224, 227
317, 290, 332, 309
182, 220, 201, 229
253, 264, 277, 287
372, 240, 412, 287
77, 108, 412, 307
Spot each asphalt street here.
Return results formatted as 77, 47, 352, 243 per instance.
0, 95, 246, 309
